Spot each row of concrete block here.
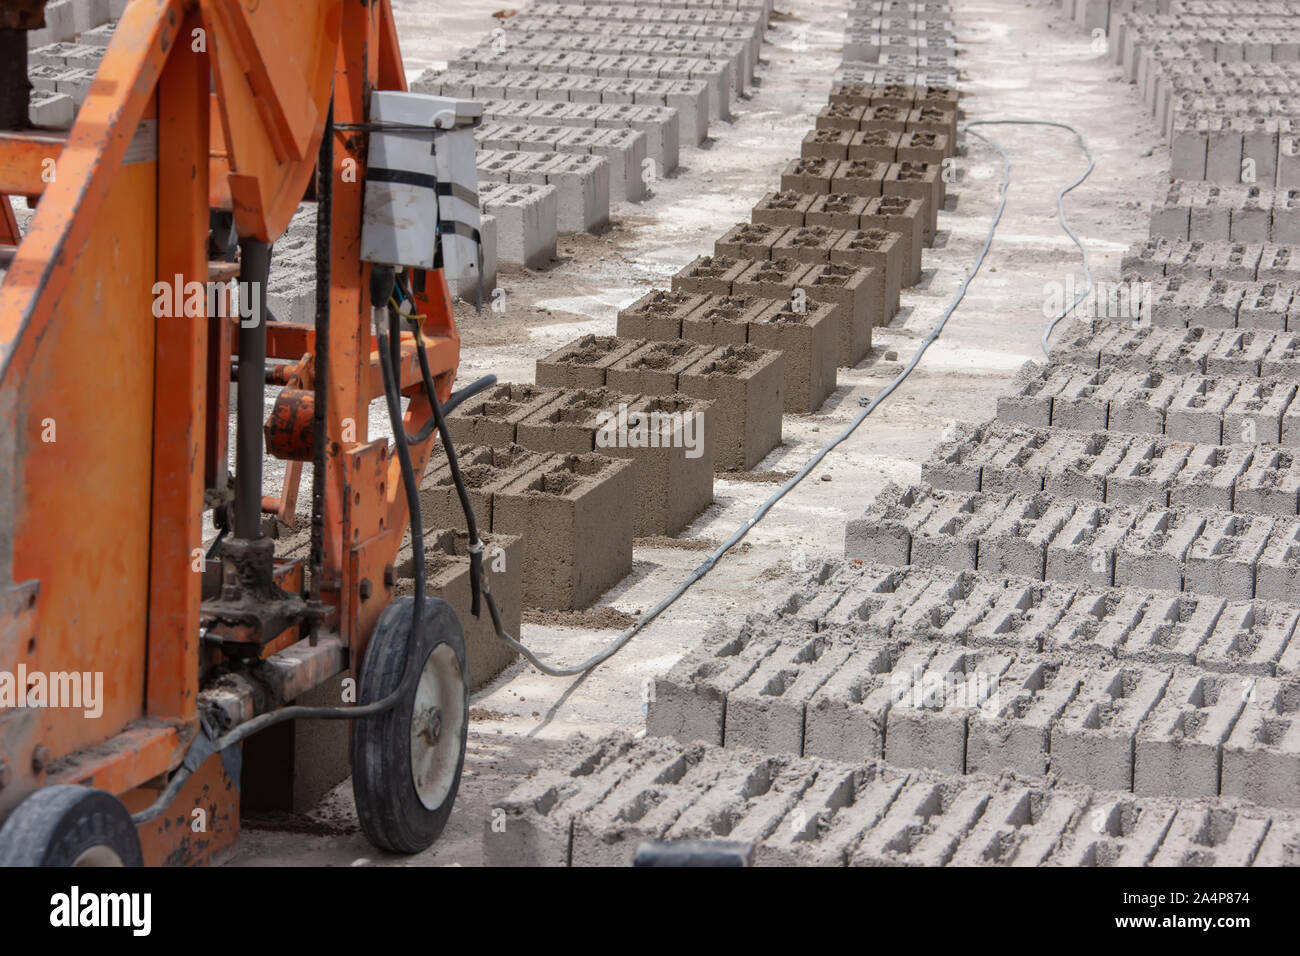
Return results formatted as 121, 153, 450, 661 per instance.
415, 68, 713, 147
476, 124, 648, 202
926, 419, 1300, 517
536, 336, 784, 466
489, 730, 1300, 864
1126, 275, 1300, 331
460, 32, 754, 98
477, 99, 680, 173
478, 149, 610, 237
1151, 181, 1300, 244
663, 255, 884, 355
1123, 236, 1300, 283
442, 388, 717, 536
846, 481, 1300, 603
999, 360, 1300, 447
702, 222, 907, 313
451, 48, 734, 124
450, 343, 778, 470
645, 607, 1300, 805
835, 63, 962, 89
1055, 321, 1300, 379
816, 101, 959, 138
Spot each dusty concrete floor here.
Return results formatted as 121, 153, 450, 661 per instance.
227, 0, 1170, 865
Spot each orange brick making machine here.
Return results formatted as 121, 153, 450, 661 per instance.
0, 0, 494, 864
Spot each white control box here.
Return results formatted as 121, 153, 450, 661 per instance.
360, 91, 483, 287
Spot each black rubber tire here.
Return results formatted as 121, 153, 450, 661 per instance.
352, 596, 469, 854
0, 785, 143, 867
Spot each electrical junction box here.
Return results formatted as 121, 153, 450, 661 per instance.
360, 91, 483, 287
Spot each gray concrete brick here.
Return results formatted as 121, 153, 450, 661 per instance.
1134, 670, 1248, 797
1052, 665, 1172, 791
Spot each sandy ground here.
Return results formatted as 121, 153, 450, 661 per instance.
226, 0, 1170, 865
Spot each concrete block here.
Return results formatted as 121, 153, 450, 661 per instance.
749, 297, 839, 413
616, 288, 708, 340
679, 344, 784, 471
493, 452, 636, 609
1052, 665, 1173, 792
1222, 676, 1300, 807
1135, 669, 1248, 798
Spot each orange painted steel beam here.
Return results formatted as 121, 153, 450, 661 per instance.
147, 7, 209, 721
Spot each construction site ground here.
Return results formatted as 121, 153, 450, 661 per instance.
227, 0, 1169, 865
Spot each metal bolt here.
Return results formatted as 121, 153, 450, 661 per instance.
31, 745, 50, 773
359, 578, 372, 601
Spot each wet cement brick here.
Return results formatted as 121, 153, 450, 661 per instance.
681, 294, 768, 346
804, 643, 937, 764
1119, 594, 1225, 668
679, 343, 784, 470
1148, 804, 1273, 866
606, 338, 714, 395
1045, 501, 1142, 587
831, 228, 903, 317
714, 220, 790, 260
798, 263, 878, 361
849, 778, 992, 866
724, 634, 859, 756
1182, 511, 1271, 599
446, 382, 565, 448
1257, 517, 1300, 600
1111, 506, 1198, 592
885, 648, 1015, 773
535, 334, 643, 389
732, 257, 813, 302
516, 386, 638, 455
780, 157, 840, 194
493, 451, 636, 609
748, 298, 839, 413
647, 616, 804, 745
420, 443, 549, 532
1197, 601, 1300, 676
671, 254, 749, 296
863, 194, 926, 287
616, 288, 709, 340
884, 161, 942, 242
947, 784, 1085, 866
850, 128, 903, 163
751, 190, 816, 228
806, 192, 871, 231
831, 158, 890, 198
772, 224, 845, 265
1050, 794, 1177, 866
804, 127, 855, 160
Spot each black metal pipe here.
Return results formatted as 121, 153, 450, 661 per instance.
235, 238, 271, 540
310, 99, 333, 608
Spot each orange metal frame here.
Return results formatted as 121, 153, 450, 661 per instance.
0, 0, 459, 864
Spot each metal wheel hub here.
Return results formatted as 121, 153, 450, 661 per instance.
409, 644, 464, 811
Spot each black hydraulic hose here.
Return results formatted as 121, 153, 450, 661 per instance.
389, 303, 484, 617
443, 374, 498, 415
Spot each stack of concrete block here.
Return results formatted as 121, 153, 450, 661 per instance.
1150, 181, 1300, 244
480, 181, 559, 269
1097, 0, 1300, 186
475, 124, 647, 202
522, 332, 786, 469
484, 730, 1300, 865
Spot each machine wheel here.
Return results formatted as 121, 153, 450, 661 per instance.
352, 596, 468, 854
0, 785, 143, 866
